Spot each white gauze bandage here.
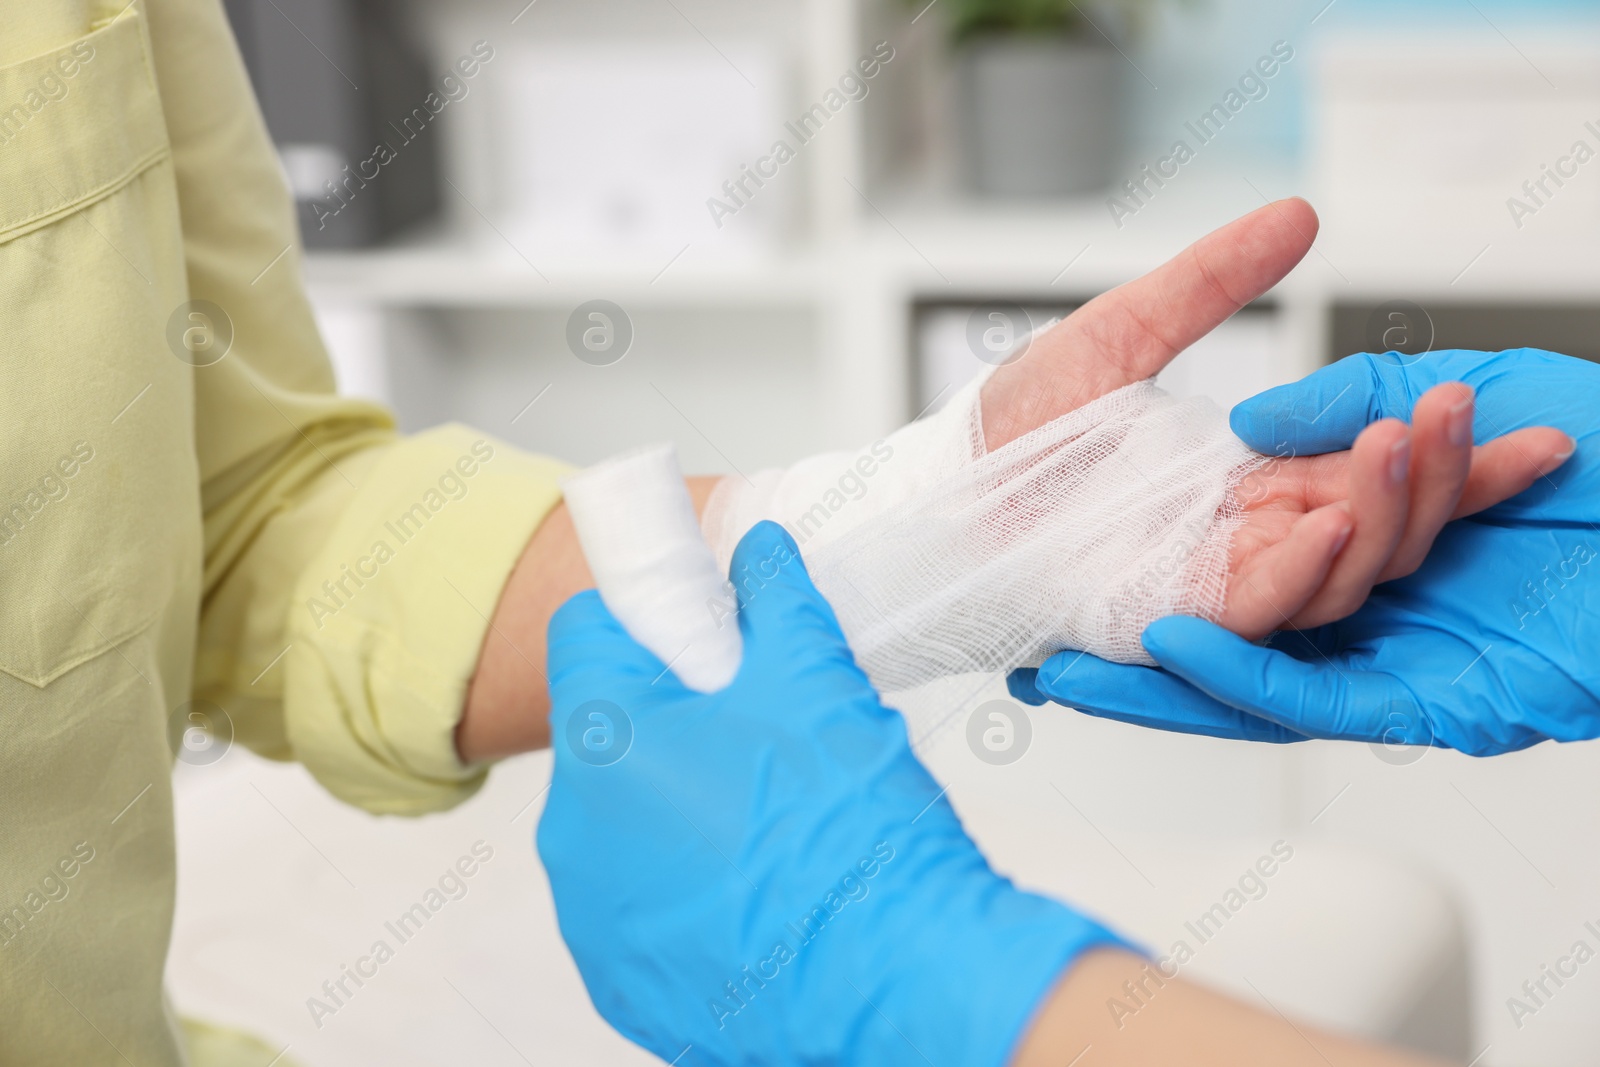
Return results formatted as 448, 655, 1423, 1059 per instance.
701, 372, 1263, 689
561, 445, 741, 691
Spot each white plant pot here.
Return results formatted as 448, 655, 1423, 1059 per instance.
957, 37, 1121, 197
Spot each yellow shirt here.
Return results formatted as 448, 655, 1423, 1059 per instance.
0, 2, 566, 1063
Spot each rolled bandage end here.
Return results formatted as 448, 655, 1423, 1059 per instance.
560, 445, 742, 692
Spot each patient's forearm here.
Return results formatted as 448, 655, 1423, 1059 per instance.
1012, 949, 1450, 1067
454, 476, 720, 763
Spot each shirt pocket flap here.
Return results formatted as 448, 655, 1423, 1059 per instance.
0, 10, 168, 246
0, 11, 180, 688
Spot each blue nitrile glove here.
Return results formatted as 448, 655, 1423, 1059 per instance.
538, 521, 1130, 1067
1013, 348, 1600, 756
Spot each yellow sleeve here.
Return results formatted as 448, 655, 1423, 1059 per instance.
149, 0, 567, 813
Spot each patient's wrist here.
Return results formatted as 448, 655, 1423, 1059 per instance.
455, 475, 720, 763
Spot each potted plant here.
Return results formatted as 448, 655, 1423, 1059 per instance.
936, 0, 1179, 197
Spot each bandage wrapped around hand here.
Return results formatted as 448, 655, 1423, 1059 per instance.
702, 369, 1262, 690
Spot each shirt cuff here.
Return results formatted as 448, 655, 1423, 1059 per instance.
284, 424, 571, 815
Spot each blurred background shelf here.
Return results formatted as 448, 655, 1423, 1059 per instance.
305, 199, 1600, 306
303, 229, 835, 307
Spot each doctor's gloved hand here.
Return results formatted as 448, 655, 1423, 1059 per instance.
537, 522, 1130, 1067
1014, 348, 1594, 755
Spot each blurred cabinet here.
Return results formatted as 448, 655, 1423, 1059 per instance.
228, 0, 443, 248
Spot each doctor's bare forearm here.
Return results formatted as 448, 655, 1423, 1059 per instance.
454, 476, 722, 763
1011, 949, 1452, 1067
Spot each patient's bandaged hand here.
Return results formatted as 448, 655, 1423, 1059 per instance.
702, 374, 1263, 689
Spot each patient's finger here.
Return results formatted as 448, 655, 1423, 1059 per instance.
980, 199, 1319, 448
1452, 427, 1576, 516
1220, 503, 1352, 639
1267, 422, 1570, 517
1377, 382, 1474, 581
1058, 198, 1320, 388
1287, 419, 1411, 629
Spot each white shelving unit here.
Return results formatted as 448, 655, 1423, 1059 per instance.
308, 1, 1600, 453
310, 1, 1315, 451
